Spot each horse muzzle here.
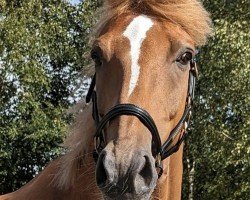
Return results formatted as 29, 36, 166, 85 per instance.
96, 147, 157, 200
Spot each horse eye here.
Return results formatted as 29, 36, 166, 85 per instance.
91, 50, 102, 66
177, 52, 193, 66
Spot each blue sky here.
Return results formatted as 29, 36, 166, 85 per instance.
69, 0, 81, 5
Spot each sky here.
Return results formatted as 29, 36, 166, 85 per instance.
69, 0, 81, 5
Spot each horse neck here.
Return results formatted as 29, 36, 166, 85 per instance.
0, 104, 101, 200
0, 155, 100, 200
153, 144, 184, 200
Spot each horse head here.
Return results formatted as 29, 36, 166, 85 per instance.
86, 1, 211, 199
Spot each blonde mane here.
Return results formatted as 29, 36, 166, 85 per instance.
55, 0, 212, 189
54, 103, 95, 189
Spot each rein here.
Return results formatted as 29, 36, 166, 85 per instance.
86, 61, 198, 178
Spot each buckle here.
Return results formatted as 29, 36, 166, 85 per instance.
156, 154, 162, 166
191, 61, 199, 79
155, 153, 163, 178
184, 121, 188, 131
94, 136, 101, 153
188, 110, 192, 122
187, 96, 192, 106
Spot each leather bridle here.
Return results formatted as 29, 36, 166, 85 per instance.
86, 60, 198, 178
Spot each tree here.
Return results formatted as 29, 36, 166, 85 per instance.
1, 0, 249, 198
182, 0, 249, 199
0, 0, 99, 193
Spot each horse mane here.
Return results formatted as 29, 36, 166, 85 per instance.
95, 0, 212, 46
54, 102, 95, 189
54, 0, 212, 189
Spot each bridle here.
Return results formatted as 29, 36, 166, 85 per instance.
86, 60, 198, 178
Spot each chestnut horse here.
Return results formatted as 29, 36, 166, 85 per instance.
0, 0, 212, 199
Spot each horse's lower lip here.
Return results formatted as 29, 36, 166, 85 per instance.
103, 191, 151, 200
104, 196, 150, 200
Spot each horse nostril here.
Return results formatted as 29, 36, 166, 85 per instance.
96, 154, 108, 187
139, 156, 154, 187
133, 155, 156, 194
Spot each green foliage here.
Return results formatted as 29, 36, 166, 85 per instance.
182, 0, 249, 199
0, 0, 99, 193
0, 0, 249, 198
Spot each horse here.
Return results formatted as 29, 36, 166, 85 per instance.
0, 0, 212, 199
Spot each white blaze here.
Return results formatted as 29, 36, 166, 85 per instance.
123, 15, 153, 96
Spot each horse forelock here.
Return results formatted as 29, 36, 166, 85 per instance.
93, 0, 212, 46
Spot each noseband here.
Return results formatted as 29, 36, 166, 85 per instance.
86, 61, 198, 178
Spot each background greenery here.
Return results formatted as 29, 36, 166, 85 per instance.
0, 0, 249, 199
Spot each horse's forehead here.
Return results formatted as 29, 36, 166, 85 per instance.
100, 15, 166, 59
100, 15, 159, 45
100, 14, 194, 51
120, 15, 158, 44
123, 15, 154, 40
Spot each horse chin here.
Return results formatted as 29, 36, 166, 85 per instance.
103, 192, 152, 200
101, 186, 155, 200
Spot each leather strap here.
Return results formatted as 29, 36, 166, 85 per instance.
95, 104, 162, 156
86, 74, 96, 104
161, 105, 191, 159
